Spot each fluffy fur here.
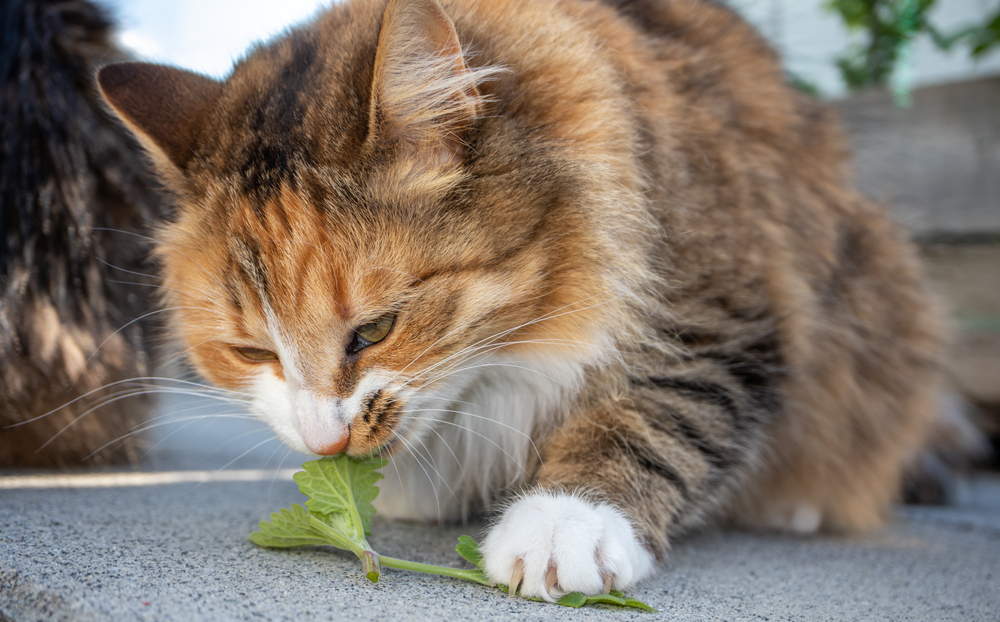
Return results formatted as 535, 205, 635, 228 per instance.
97, 0, 945, 599
0, 0, 163, 467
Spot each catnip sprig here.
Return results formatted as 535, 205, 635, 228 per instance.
250, 456, 655, 611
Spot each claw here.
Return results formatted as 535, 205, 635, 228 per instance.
602, 572, 615, 595
544, 564, 559, 594
509, 558, 524, 597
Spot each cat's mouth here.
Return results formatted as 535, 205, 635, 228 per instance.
338, 388, 410, 458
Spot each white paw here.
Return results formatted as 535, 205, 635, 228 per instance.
480, 492, 655, 601
762, 502, 822, 534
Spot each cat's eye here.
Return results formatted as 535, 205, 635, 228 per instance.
235, 346, 279, 362
347, 313, 396, 354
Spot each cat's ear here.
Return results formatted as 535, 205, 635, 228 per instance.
98, 62, 222, 181
370, 0, 492, 167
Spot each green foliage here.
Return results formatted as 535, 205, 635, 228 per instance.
963, 7, 1000, 57
294, 456, 385, 537
826, 0, 936, 90
250, 504, 346, 549
251, 456, 656, 611
825, 0, 1000, 94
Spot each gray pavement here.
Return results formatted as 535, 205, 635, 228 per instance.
2, 393, 1000, 621
2, 472, 999, 621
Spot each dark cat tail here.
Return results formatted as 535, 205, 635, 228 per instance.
0, 0, 164, 467
903, 391, 992, 505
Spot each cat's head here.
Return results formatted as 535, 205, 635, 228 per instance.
97, 0, 647, 458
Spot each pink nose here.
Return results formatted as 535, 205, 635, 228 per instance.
305, 430, 350, 456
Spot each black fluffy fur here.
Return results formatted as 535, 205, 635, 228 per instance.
0, 0, 164, 466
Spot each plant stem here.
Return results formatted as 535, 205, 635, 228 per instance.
378, 555, 493, 586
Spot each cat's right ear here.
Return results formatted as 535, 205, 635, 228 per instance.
97, 62, 222, 183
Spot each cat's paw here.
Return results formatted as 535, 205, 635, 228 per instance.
480, 492, 655, 601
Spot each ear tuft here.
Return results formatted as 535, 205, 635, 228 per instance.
97, 62, 222, 176
370, 0, 504, 165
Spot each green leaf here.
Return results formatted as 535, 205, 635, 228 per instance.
250, 504, 331, 549
455, 535, 486, 570
294, 456, 386, 537
623, 598, 658, 612
554, 590, 657, 611
556, 592, 588, 608
584, 593, 627, 607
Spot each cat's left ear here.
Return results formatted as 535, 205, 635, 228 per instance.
97, 62, 222, 185
369, 0, 495, 167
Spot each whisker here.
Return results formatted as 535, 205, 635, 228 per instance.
413, 361, 570, 392
8, 376, 250, 430
395, 292, 619, 388
70, 306, 221, 393
404, 407, 542, 466
83, 412, 255, 461
394, 433, 443, 521
93, 228, 229, 292
196, 436, 285, 487
406, 416, 532, 479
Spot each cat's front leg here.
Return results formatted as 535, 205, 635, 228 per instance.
478, 368, 760, 600
480, 491, 655, 600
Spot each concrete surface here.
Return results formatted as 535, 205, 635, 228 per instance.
2, 466, 999, 622
3, 395, 1000, 622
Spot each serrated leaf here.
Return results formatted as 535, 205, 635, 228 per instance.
250, 504, 329, 549
455, 535, 485, 570
294, 457, 386, 538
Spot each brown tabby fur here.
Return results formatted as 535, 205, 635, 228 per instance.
98, 0, 944, 561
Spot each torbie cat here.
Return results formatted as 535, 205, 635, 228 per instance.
97, 0, 945, 600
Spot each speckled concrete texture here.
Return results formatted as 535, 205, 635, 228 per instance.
2, 470, 999, 622
3, 397, 999, 621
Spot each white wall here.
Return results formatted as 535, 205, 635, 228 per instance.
100, 0, 1000, 96
732, 0, 1000, 97
101, 0, 332, 78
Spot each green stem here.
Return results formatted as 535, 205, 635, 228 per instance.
378, 555, 493, 586
308, 516, 365, 556
307, 516, 381, 582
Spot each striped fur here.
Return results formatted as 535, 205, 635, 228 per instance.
97, 0, 945, 595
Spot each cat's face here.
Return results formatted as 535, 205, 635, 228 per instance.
157, 181, 585, 458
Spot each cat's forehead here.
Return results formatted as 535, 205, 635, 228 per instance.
213, 187, 417, 318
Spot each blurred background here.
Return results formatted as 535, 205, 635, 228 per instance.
85, 0, 1000, 471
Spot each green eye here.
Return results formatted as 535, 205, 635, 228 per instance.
349, 313, 396, 354
235, 346, 279, 362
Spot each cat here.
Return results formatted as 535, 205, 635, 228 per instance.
96, 0, 946, 600
0, 0, 163, 467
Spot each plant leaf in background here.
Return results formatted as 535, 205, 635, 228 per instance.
825, 0, 1000, 95
968, 8, 1000, 57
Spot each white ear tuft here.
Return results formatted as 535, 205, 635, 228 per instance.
370, 0, 504, 165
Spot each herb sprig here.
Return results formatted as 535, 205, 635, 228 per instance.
251, 456, 655, 611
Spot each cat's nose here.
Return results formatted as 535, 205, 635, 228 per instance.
305, 429, 350, 455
